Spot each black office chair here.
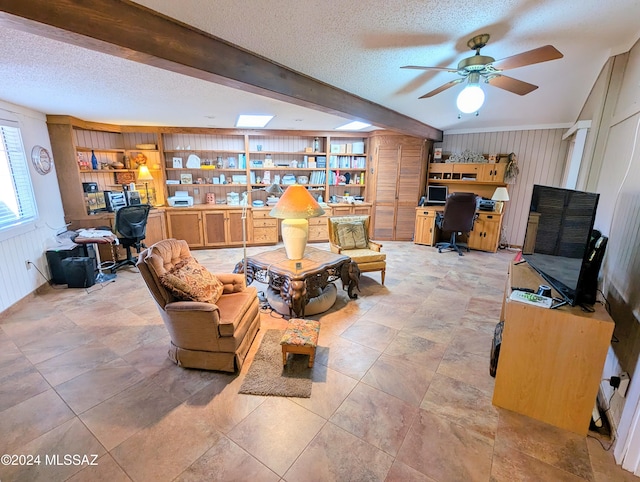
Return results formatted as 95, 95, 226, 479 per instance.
435, 192, 478, 256
112, 204, 151, 271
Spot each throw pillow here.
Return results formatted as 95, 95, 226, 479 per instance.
159, 257, 224, 304
336, 222, 367, 249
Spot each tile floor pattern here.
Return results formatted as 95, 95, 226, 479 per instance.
0, 241, 633, 481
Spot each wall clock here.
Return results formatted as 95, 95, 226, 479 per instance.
31, 145, 53, 175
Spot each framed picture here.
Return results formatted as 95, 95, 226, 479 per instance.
180, 173, 193, 184
172, 157, 183, 168
115, 171, 136, 185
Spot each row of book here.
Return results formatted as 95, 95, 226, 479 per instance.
329, 156, 366, 169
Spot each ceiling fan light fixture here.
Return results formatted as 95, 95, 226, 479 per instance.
456, 84, 485, 114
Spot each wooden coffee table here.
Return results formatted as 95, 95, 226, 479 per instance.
237, 246, 354, 318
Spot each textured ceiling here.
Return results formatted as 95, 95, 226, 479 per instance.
1, 0, 639, 134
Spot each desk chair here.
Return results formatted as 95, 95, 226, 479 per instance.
113, 204, 151, 271
435, 192, 478, 256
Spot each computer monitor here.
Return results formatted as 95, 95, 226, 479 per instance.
426, 185, 448, 205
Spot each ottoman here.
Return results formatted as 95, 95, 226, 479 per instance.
280, 319, 321, 368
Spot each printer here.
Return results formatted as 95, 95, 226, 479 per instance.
168, 191, 194, 207
478, 198, 496, 211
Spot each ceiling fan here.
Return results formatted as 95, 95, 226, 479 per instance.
402, 34, 563, 101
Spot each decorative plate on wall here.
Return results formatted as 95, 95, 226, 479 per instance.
31, 145, 53, 175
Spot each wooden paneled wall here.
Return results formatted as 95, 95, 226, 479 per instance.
440, 129, 569, 246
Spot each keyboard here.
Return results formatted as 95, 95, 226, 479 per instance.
509, 290, 553, 308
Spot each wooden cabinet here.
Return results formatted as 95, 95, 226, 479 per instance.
166, 210, 204, 247
426, 156, 509, 200
467, 212, 503, 252
308, 214, 330, 242
493, 261, 614, 435
414, 208, 437, 245
251, 208, 278, 245
369, 133, 429, 241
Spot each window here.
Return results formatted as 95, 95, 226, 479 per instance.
0, 122, 38, 231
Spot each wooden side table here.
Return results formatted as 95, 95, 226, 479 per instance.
236, 246, 354, 318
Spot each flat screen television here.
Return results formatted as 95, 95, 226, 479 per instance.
426, 185, 448, 205
522, 184, 602, 307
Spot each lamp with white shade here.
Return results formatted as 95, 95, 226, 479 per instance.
491, 187, 510, 213
270, 185, 325, 260
137, 165, 154, 205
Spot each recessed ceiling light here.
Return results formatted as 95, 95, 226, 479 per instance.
236, 115, 274, 128
335, 121, 371, 131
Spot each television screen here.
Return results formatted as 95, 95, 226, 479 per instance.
426, 185, 448, 205
522, 185, 600, 306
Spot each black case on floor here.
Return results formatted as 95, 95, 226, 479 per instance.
46, 246, 85, 284
61, 257, 95, 288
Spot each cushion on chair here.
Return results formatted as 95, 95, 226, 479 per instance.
159, 257, 224, 303
336, 222, 368, 249
343, 248, 387, 263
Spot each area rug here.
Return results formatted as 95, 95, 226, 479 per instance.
239, 329, 313, 398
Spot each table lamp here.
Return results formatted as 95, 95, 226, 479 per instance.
492, 187, 510, 213
270, 185, 325, 259
137, 165, 154, 205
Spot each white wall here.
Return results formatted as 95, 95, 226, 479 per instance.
439, 128, 569, 247
0, 100, 66, 312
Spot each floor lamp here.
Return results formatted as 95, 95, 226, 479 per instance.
269, 185, 325, 260
242, 182, 284, 283
137, 165, 154, 205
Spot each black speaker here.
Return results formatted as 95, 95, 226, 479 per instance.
61, 257, 95, 288
578, 232, 608, 305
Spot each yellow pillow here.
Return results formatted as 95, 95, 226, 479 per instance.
336, 222, 367, 249
159, 257, 224, 304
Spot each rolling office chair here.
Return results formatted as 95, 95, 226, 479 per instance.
112, 204, 151, 271
435, 192, 478, 256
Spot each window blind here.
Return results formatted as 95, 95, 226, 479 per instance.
0, 124, 38, 230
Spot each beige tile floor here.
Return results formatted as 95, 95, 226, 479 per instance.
0, 241, 632, 481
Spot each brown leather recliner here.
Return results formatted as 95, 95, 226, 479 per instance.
137, 239, 260, 372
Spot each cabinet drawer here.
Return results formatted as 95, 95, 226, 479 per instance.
252, 218, 277, 228
308, 225, 328, 242
252, 209, 272, 219
253, 227, 278, 244
309, 216, 329, 226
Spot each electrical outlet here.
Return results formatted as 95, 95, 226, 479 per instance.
193, 188, 199, 195
620, 372, 630, 398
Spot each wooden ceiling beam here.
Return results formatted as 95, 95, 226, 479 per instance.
0, 0, 442, 140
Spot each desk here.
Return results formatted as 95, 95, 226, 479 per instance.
492, 260, 614, 435
414, 206, 504, 252
237, 247, 353, 318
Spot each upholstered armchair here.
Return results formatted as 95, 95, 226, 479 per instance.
137, 238, 260, 372
327, 215, 386, 284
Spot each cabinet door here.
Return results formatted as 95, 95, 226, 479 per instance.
468, 214, 501, 252
331, 206, 352, 217
414, 210, 436, 245
167, 211, 204, 247
226, 209, 245, 245
479, 163, 506, 183
203, 211, 227, 246
352, 205, 371, 216
145, 211, 166, 247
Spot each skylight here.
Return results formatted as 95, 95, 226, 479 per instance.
235, 115, 274, 128
335, 121, 371, 131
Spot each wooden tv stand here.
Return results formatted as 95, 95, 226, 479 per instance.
492, 260, 614, 435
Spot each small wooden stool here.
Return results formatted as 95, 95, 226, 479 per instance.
280, 319, 321, 368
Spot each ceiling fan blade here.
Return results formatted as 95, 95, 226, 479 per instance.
491, 45, 563, 71
419, 79, 465, 98
401, 65, 458, 72
487, 75, 538, 95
